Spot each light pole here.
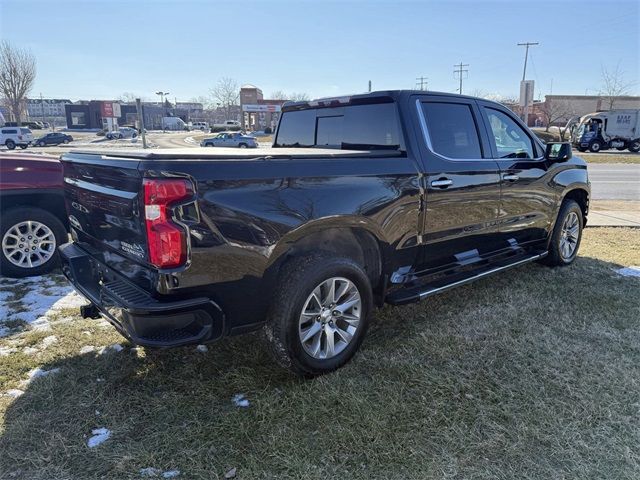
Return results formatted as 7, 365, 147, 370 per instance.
156, 91, 169, 130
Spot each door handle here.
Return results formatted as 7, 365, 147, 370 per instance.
430, 178, 453, 188
503, 174, 519, 181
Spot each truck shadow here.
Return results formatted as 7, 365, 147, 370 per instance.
1, 255, 638, 476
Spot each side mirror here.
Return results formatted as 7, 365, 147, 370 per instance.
545, 142, 572, 162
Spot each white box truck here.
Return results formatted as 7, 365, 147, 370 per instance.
572, 109, 640, 153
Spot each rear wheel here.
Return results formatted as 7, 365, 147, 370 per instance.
543, 199, 583, 267
264, 253, 373, 377
239, 143, 247, 148
0, 207, 67, 277
19, 145, 27, 150
63, 139, 70, 144
628, 140, 640, 153
5, 140, 15, 150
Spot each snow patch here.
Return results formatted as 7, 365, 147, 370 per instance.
232, 394, 250, 408
40, 335, 58, 348
87, 428, 111, 448
27, 367, 60, 380
3, 389, 24, 398
0, 346, 18, 356
80, 345, 96, 354
163, 470, 181, 478
616, 266, 640, 278
140, 467, 162, 477
98, 343, 123, 354
23, 346, 38, 355
195, 344, 208, 353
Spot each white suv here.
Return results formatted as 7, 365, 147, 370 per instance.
1, 127, 34, 150
190, 122, 209, 131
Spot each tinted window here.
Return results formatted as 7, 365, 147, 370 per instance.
275, 109, 316, 147
484, 108, 534, 158
3, 129, 18, 134
275, 102, 403, 150
20, 128, 31, 134
421, 102, 482, 159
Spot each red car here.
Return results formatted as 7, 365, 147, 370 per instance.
0, 153, 68, 277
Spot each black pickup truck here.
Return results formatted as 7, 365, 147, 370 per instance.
59, 90, 589, 376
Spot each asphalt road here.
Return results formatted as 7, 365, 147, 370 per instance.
588, 163, 640, 200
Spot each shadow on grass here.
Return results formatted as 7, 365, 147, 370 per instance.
1, 256, 639, 479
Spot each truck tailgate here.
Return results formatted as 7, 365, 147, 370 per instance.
61, 153, 150, 276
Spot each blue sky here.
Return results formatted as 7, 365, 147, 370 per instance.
1, 0, 638, 102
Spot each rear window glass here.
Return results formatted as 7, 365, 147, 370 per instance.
421, 102, 482, 159
275, 102, 403, 151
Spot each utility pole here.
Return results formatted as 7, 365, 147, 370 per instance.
453, 62, 469, 94
136, 98, 148, 149
415, 76, 428, 91
517, 42, 538, 125
39, 93, 46, 129
368, 80, 372, 92
155, 91, 169, 131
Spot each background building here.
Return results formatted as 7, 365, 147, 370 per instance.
240, 84, 287, 131
26, 98, 71, 127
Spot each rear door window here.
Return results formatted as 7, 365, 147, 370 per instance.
420, 102, 482, 159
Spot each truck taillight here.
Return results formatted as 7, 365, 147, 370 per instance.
143, 178, 194, 269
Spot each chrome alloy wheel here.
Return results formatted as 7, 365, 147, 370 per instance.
560, 211, 580, 261
298, 277, 362, 360
2, 220, 56, 269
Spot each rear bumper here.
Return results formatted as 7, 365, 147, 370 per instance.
59, 242, 225, 348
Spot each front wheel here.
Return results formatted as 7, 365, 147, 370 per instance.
63, 139, 70, 144
589, 141, 602, 153
264, 253, 373, 377
543, 199, 583, 267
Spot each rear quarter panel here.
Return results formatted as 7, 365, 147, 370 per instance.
144, 154, 422, 331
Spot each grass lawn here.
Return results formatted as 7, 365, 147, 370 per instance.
1, 228, 639, 479
578, 153, 640, 164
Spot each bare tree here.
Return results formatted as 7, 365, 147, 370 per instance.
289, 92, 310, 102
210, 77, 239, 120
599, 64, 635, 109
270, 90, 288, 100
540, 98, 574, 132
0, 41, 36, 125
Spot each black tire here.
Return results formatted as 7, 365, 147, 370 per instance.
19, 145, 27, 150
63, 139, 70, 144
589, 140, 602, 153
239, 143, 247, 148
6, 140, 16, 150
0, 207, 67, 278
37, 141, 45, 147
576, 147, 587, 153
616, 146, 626, 151
263, 253, 373, 377
628, 140, 640, 153
542, 199, 583, 267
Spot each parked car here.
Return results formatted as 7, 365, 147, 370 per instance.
190, 122, 209, 131
34, 132, 73, 146
0, 153, 68, 277
162, 117, 188, 131
200, 132, 258, 148
58, 90, 589, 377
106, 127, 138, 140
1, 127, 33, 150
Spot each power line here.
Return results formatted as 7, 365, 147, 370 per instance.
453, 62, 469, 94
415, 76, 428, 91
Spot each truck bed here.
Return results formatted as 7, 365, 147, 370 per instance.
72, 147, 403, 161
